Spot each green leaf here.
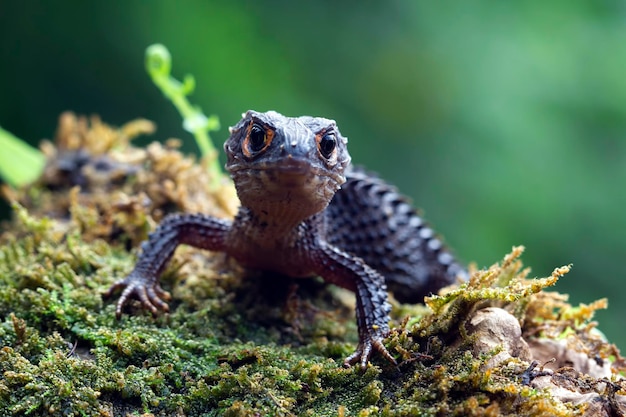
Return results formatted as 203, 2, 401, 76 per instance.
0, 126, 45, 187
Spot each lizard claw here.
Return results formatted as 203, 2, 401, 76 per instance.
104, 273, 171, 319
343, 335, 397, 370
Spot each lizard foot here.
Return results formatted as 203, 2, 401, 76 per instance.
104, 273, 171, 319
343, 334, 397, 370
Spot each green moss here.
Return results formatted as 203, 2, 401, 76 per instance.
1, 116, 624, 416
0, 204, 384, 416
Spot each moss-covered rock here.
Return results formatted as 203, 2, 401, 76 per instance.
1, 115, 624, 416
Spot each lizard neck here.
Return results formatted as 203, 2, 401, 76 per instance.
232, 205, 318, 244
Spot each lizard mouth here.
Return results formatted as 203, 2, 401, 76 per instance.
229, 157, 345, 214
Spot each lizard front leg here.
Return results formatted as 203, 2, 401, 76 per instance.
314, 244, 396, 369
105, 213, 231, 318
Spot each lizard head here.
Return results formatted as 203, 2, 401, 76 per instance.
225, 110, 351, 219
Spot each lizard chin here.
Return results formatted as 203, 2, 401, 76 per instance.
232, 166, 343, 221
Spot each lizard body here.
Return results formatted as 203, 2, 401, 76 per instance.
105, 110, 466, 368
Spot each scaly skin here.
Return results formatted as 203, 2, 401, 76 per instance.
105, 110, 466, 368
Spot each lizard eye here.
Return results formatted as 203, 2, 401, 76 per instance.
243, 123, 273, 157
317, 132, 336, 160
249, 124, 267, 152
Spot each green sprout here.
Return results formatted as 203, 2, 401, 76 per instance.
145, 44, 223, 187
0, 125, 45, 187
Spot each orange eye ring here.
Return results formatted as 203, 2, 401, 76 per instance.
243, 122, 274, 158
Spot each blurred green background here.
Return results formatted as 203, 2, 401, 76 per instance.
1, 1, 625, 350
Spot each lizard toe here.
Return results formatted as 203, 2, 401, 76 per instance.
343, 336, 396, 369
343, 340, 373, 370
110, 274, 171, 319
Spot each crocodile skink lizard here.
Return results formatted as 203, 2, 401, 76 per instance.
105, 110, 466, 368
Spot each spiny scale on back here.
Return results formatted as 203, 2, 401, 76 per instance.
105, 110, 467, 369
327, 166, 467, 303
